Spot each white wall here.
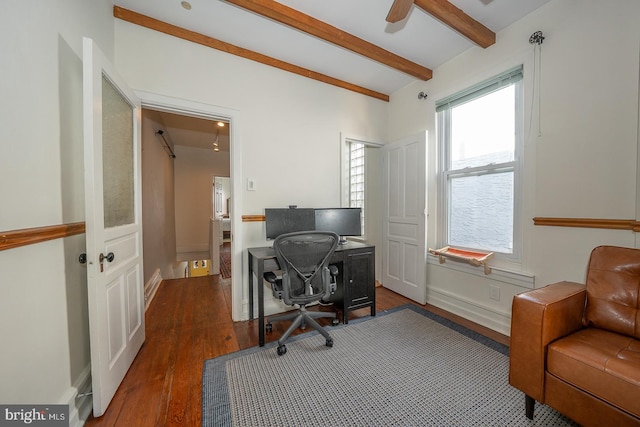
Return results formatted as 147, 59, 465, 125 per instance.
141, 109, 178, 282
0, 0, 114, 424
174, 145, 230, 254
114, 21, 389, 319
388, 0, 640, 334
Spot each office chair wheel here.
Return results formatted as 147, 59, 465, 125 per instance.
325, 338, 333, 348
266, 323, 273, 333
277, 344, 287, 356
331, 318, 339, 326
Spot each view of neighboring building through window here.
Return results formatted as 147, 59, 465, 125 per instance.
349, 141, 365, 236
437, 66, 523, 256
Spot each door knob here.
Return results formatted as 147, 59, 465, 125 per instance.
100, 252, 115, 263
99, 252, 115, 272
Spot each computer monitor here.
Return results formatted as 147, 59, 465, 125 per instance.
314, 208, 362, 244
265, 208, 315, 240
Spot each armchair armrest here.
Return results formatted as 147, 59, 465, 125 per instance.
509, 281, 586, 402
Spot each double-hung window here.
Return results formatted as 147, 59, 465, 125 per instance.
436, 66, 523, 258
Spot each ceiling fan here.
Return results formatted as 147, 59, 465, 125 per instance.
386, 0, 414, 23
386, 0, 494, 23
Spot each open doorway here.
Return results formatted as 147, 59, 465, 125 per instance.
137, 92, 244, 322
140, 107, 232, 285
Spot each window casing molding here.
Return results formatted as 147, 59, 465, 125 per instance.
436, 66, 524, 264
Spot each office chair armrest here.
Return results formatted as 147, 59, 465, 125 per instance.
329, 264, 338, 278
263, 271, 278, 284
322, 266, 338, 299
263, 271, 284, 299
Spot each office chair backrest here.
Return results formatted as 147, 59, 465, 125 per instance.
273, 231, 339, 306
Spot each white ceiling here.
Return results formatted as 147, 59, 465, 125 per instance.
150, 110, 230, 153
114, 0, 553, 96
125, 0, 552, 149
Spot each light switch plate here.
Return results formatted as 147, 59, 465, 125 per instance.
247, 178, 256, 191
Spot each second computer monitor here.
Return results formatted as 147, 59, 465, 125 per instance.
314, 207, 362, 243
265, 208, 315, 240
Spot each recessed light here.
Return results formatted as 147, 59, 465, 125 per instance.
217, 122, 225, 127
181, 1, 192, 11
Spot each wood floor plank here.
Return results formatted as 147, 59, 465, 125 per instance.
165, 280, 198, 427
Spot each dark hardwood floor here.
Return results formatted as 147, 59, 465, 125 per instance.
84, 273, 509, 426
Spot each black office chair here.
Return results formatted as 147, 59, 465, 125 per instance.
263, 231, 340, 356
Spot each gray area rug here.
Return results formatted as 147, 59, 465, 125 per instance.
202, 305, 577, 426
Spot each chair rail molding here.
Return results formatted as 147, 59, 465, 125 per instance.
242, 215, 266, 222
0, 222, 86, 251
533, 217, 640, 231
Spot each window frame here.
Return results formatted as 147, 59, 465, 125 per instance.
436, 66, 524, 262
348, 140, 366, 237
341, 136, 383, 241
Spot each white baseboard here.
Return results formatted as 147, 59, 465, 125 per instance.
145, 268, 163, 311
426, 287, 512, 336
61, 365, 92, 427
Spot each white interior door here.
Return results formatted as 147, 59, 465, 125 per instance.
83, 37, 145, 417
382, 132, 427, 304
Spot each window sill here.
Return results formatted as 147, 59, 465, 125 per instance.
427, 255, 534, 289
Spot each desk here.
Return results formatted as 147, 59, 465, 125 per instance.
248, 241, 375, 346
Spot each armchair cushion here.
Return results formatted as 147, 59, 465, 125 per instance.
548, 327, 640, 418
584, 246, 640, 339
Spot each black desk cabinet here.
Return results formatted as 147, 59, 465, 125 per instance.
329, 245, 376, 324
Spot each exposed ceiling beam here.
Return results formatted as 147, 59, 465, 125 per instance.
415, 0, 495, 48
223, 0, 433, 81
113, 6, 389, 102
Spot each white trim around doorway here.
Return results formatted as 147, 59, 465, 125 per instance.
135, 90, 244, 321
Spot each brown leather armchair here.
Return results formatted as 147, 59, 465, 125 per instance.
509, 245, 640, 426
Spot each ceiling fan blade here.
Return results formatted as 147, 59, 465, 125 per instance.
386, 0, 414, 23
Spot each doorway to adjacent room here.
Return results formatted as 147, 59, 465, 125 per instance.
138, 92, 243, 321
140, 105, 233, 283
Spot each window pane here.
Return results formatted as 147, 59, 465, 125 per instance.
451, 86, 515, 169
102, 75, 135, 228
349, 141, 365, 236
448, 171, 513, 253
